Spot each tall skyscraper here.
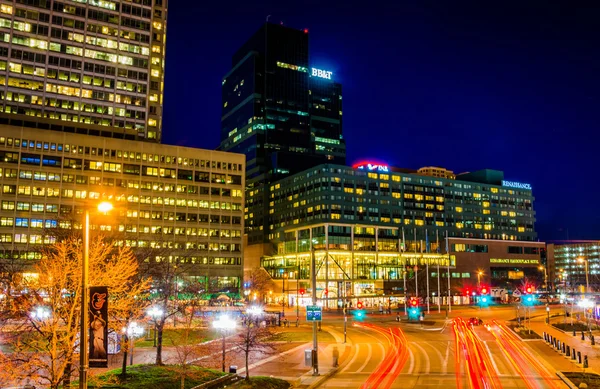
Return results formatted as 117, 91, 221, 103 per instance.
0, 0, 167, 142
220, 22, 344, 245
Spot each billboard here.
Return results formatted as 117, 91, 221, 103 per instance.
89, 286, 108, 368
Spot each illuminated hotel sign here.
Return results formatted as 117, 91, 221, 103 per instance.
490, 258, 539, 265
502, 180, 532, 190
353, 162, 389, 172
311, 68, 333, 80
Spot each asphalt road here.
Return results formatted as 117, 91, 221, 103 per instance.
314, 305, 572, 389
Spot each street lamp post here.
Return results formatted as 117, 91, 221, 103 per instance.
311, 239, 319, 376
477, 271, 483, 288
148, 307, 163, 347
578, 257, 590, 296
213, 316, 236, 372
80, 201, 112, 389
539, 266, 548, 291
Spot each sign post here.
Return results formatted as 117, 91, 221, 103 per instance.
306, 305, 322, 321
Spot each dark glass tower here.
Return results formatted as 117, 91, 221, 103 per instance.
220, 22, 344, 245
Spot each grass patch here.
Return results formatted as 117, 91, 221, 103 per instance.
507, 325, 543, 340
83, 364, 225, 389
563, 372, 600, 389
270, 330, 336, 343
135, 329, 218, 348
231, 376, 291, 389
553, 322, 598, 332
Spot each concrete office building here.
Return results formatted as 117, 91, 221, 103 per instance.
0, 126, 245, 292
547, 241, 600, 292
0, 0, 168, 141
258, 161, 540, 305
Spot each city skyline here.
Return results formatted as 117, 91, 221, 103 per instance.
162, 0, 600, 241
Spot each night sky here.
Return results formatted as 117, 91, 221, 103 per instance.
162, 1, 600, 241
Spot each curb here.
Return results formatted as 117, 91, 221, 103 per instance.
556, 372, 578, 389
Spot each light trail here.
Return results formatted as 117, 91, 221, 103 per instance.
355, 323, 409, 389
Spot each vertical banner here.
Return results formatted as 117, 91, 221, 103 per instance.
89, 286, 108, 368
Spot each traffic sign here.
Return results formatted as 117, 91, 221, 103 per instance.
306, 305, 322, 322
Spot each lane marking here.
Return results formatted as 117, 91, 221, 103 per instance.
412, 342, 431, 374
423, 341, 446, 373
483, 340, 502, 378
356, 343, 373, 373
407, 345, 415, 374
340, 343, 361, 374
443, 340, 451, 373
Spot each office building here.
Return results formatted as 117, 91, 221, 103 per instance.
268, 162, 536, 243
0, 0, 168, 141
418, 166, 455, 179
258, 161, 539, 304
547, 241, 600, 292
220, 23, 344, 246
0, 126, 245, 292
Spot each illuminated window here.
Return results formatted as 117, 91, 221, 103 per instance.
152, 45, 161, 53
1, 4, 13, 14
148, 118, 157, 127
455, 206, 463, 212
518, 227, 525, 232
151, 69, 160, 77
153, 21, 162, 30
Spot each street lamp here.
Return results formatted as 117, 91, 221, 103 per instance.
31, 306, 51, 321
213, 315, 236, 372
538, 266, 548, 291
122, 321, 144, 366
80, 201, 113, 389
577, 257, 589, 296
147, 307, 163, 347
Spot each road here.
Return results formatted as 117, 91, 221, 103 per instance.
311, 305, 573, 389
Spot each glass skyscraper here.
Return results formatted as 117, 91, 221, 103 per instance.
220, 22, 344, 245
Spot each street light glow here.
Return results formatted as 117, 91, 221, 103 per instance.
148, 307, 163, 318
97, 201, 113, 213
213, 316, 236, 330
247, 306, 263, 316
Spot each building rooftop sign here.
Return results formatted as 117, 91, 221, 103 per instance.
352, 161, 389, 172
311, 67, 332, 80
502, 180, 532, 190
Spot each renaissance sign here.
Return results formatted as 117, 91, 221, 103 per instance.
502, 180, 532, 190
490, 258, 539, 265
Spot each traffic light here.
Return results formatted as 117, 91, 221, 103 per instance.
480, 286, 488, 295
408, 298, 420, 320
525, 285, 533, 294
299, 289, 305, 296
353, 301, 366, 321
357, 301, 363, 309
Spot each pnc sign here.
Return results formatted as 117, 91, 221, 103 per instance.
353, 162, 389, 172
311, 67, 333, 80
502, 180, 532, 190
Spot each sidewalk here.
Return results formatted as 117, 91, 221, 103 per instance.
529, 316, 600, 373
292, 325, 352, 389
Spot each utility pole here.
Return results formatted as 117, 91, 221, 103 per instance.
311, 242, 319, 376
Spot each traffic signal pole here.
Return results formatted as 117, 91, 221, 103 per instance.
311, 244, 319, 376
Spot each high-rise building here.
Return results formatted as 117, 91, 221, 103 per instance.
547, 241, 600, 292
0, 126, 245, 291
0, 0, 167, 142
220, 23, 344, 245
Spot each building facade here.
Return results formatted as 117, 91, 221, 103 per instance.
257, 162, 540, 305
0, 0, 167, 141
448, 237, 546, 291
548, 241, 600, 292
268, 163, 536, 243
0, 126, 245, 292
219, 23, 344, 245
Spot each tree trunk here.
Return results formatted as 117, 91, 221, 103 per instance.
64, 362, 72, 388
156, 321, 164, 365
245, 349, 249, 381
121, 333, 129, 377
180, 374, 185, 389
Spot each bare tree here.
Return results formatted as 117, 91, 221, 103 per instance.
134, 245, 194, 365
234, 319, 277, 381
0, 237, 150, 389
245, 268, 275, 303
